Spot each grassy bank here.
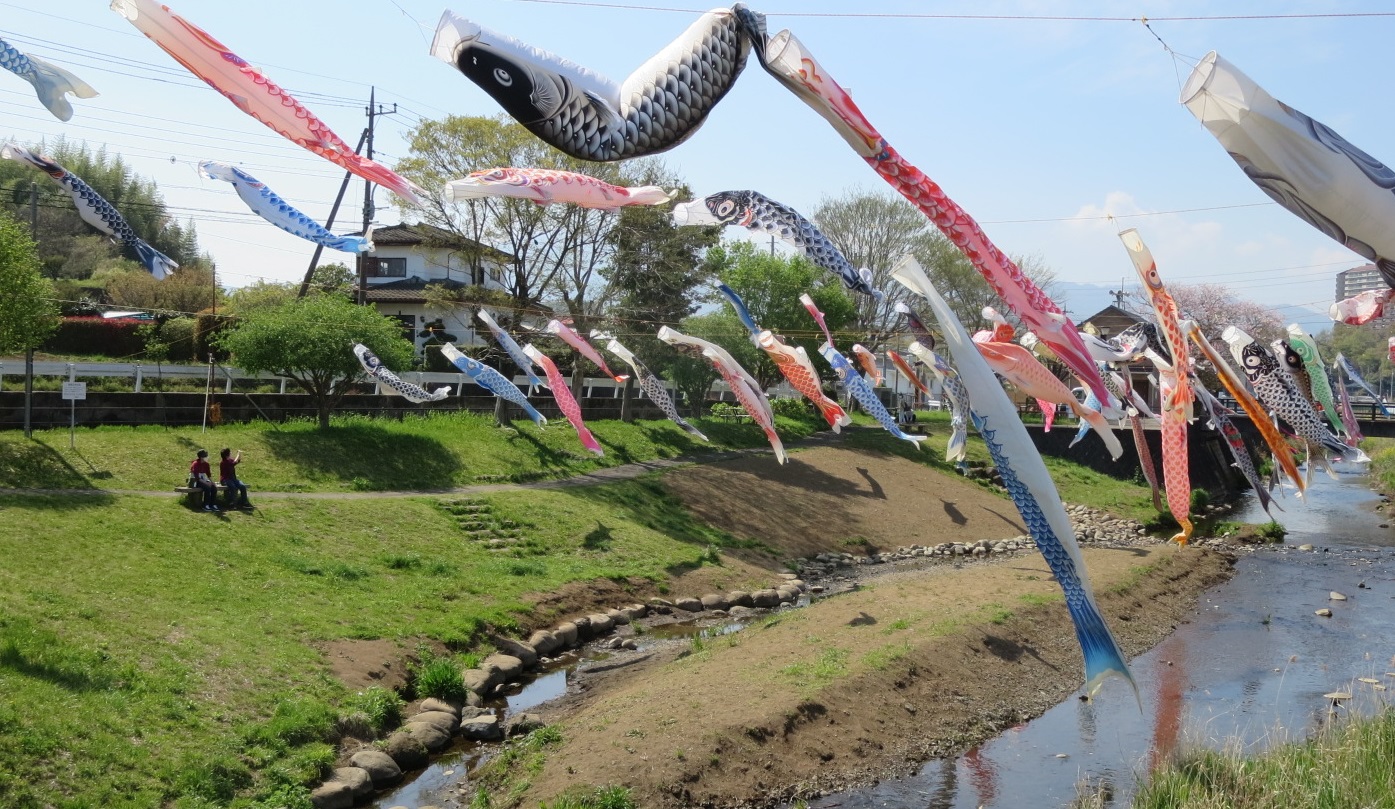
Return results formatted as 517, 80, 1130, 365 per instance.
0, 482, 777, 809
1363, 437, 1395, 496
1104, 707, 1395, 809
0, 410, 819, 493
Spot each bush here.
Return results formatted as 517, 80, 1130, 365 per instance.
769, 396, 814, 420
344, 686, 404, 734
42, 316, 147, 358
410, 649, 468, 702
160, 317, 198, 362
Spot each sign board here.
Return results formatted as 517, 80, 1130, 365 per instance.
61, 382, 87, 401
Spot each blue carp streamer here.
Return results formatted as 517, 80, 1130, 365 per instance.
441, 343, 546, 427
893, 255, 1134, 696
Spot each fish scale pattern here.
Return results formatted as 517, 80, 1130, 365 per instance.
1240, 342, 1349, 458
527, 11, 749, 160
696, 191, 880, 298
974, 419, 1127, 685
633, 362, 707, 440
2, 145, 177, 278
821, 345, 923, 448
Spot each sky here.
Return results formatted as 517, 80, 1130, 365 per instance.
5, 0, 1394, 334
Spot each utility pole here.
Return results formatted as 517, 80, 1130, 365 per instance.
24, 181, 37, 438
297, 129, 368, 298
357, 87, 399, 307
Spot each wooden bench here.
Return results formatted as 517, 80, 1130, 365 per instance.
175, 479, 232, 508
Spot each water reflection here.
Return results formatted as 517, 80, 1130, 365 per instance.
808, 472, 1395, 809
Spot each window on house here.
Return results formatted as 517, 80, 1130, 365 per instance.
367, 257, 406, 278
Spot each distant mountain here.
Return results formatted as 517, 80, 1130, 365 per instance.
1052, 282, 1127, 321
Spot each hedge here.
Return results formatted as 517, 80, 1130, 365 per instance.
41, 317, 147, 358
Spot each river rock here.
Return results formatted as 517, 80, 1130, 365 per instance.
403, 721, 452, 751
1299, 544, 1315, 551
674, 596, 703, 612
349, 750, 402, 787
505, 712, 545, 736
483, 654, 524, 682
751, 589, 781, 608
554, 622, 579, 647
621, 603, 648, 621
330, 767, 373, 800
418, 698, 460, 718
410, 710, 459, 736
606, 607, 630, 625
727, 591, 754, 608
787, 579, 807, 591
461, 667, 499, 695
528, 630, 561, 656
621, 638, 639, 650
728, 605, 762, 619
383, 731, 429, 770
492, 637, 539, 669
1330, 592, 1348, 601
701, 593, 729, 610
460, 713, 503, 741
587, 613, 615, 634
309, 779, 353, 809
776, 586, 799, 603
459, 705, 490, 721
1316, 608, 1333, 617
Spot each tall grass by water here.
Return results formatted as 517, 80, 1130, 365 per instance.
1089, 707, 1395, 809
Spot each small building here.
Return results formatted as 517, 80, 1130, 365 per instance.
360, 223, 514, 352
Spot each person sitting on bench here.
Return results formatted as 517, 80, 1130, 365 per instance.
219, 448, 251, 510
190, 450, 219, 512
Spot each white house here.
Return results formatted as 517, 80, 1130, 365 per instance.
361, 223, 514, 353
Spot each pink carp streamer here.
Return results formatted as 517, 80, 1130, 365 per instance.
112, 0, 425, 205
851, 344, 883, 386
973, 339, 1122, 461
658, 326, 785, 463
523, 344, 603, 456
747, 27, 1115, 413
1130, 414, 1164, 513
1119, 229, 1192, 544
446, 167, 678, 210
1330, 288, 1394, 326
546, 320, 629, 384
1157, 370, 1194, 545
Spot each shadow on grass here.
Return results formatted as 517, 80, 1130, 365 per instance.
262, 423, 461, 491
0, 439, 98, 489
507, 429, 596, 477
0, 619, 127, 692
565, 477, 774, 562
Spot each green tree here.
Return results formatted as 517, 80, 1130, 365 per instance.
309, 262, 355, 298
705, 241, 858, 390
0, 211, 59, 354
217, 295, 414, 428
1317, 322, 1393, 385
104, 265, 219, 315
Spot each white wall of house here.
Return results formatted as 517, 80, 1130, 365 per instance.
364, 237, 509, 353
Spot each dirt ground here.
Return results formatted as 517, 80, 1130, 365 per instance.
319, 442, 1235, 807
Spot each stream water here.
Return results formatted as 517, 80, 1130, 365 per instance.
807, 471, 1395, 809
374, 473, 1395, 809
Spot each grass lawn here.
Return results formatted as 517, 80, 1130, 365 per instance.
0, 411, 820, 493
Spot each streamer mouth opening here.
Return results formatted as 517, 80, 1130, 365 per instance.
1179, 50, 1219, 105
